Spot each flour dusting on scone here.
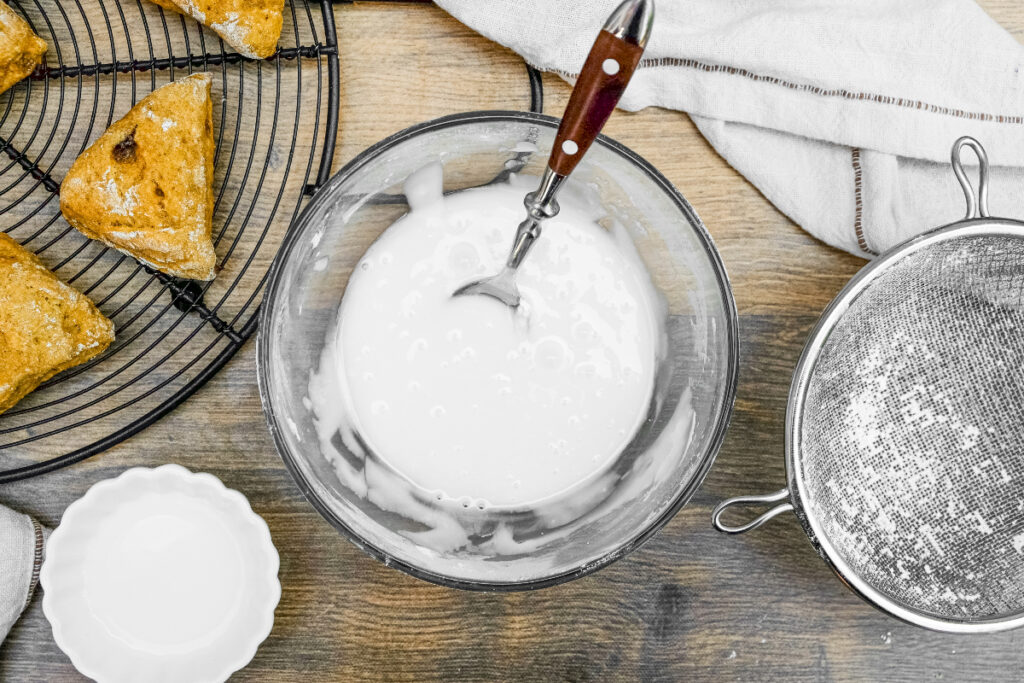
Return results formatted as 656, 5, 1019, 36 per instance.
60, 73, 217, 281
0, 0, 47, 95
0, 234, 115, 415
150, 0, 283, 59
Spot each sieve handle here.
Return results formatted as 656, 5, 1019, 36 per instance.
712, 488, 793, 534
951, 136, 991, 220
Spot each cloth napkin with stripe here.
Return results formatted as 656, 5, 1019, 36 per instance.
1, 505, 47, 645
435, 0, 1024, 257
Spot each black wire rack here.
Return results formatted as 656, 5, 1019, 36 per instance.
0, 0, 340, 482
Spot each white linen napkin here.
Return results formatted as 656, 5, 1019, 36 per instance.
0, 505, 47, 644
435, 0, 1024, 257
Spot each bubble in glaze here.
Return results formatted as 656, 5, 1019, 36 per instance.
533, 336, 570, 372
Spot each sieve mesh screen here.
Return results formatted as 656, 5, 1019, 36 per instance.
800, 232, 1024, 621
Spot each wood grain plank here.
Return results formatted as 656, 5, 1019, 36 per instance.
2, 1, 1024, 681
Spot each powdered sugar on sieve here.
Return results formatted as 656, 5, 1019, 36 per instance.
799, 234, 1024, 621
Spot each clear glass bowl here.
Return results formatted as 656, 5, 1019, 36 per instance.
257, 111, 738, 589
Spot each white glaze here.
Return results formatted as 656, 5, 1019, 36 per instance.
314, 164, 661, 509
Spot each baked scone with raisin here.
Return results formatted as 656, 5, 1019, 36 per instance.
60, 73, 217, 281
150, 0, 283, 59
0, 233, 115, 415
0, 0, 47, 95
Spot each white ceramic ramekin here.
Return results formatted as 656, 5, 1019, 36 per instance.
41, 464, 280, 683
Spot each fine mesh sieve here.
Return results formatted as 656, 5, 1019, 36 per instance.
713, 137, 1024, 633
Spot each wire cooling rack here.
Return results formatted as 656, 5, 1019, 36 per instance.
0, 0, 340, 482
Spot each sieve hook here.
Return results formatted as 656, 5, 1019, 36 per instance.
712, 488, 793, 534
951, 136, 991, 220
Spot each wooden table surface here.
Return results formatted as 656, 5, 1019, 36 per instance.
3, 2, 1024, 681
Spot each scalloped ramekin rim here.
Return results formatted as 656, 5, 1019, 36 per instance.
41, 464, 281, 683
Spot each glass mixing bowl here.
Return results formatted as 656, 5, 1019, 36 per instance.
257, 111, 738, 589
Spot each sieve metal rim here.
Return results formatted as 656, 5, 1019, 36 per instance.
788, 218, 1024, 634
713, 137, 1024, 633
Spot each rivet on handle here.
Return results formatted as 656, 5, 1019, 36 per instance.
712, 488, 793, 534
951, 136, 991, 220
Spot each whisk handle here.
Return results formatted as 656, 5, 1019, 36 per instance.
712, 488, 793, 534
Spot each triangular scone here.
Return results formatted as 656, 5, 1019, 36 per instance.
150, 0, 283, 59
60, 73, 217, 281
0, 1, 47, 95
0, 233, 115, 415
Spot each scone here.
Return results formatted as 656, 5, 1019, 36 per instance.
60, 73, 217, 281
0, 233, 115, 415
0, 0, 47, 95
150, 0, 283, 59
